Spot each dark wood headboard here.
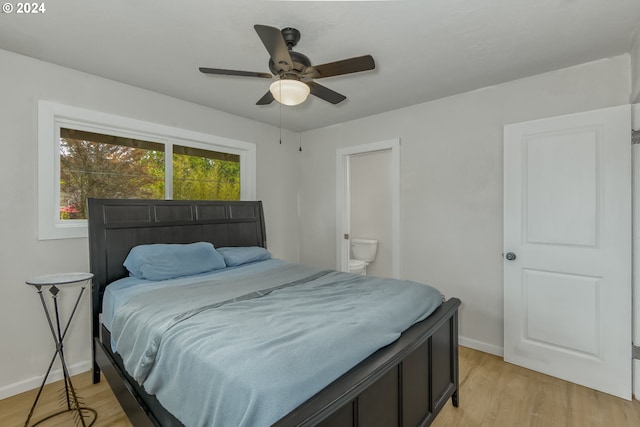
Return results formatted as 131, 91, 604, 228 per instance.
87, 198, 266, 322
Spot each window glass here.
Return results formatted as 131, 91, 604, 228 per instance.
173, 144, 240, 201
59, 128, 165, 220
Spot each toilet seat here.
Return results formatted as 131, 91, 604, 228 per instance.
349, 259, 367, 275
349, 259, 366, 269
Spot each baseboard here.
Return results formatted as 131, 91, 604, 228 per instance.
0, 360, 92, 400
459, 336, 504, 357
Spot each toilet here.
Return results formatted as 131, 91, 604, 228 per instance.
349, 238, 378, 275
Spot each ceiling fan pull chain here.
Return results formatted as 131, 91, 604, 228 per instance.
279, 84, 282, 144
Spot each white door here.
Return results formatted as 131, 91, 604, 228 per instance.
503, 105, 632, 399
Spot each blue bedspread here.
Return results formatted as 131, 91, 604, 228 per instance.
109, 261, 443, 427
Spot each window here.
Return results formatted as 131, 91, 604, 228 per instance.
39, 101, 255, 239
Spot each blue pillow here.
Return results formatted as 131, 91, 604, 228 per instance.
216, 246, 271, 267
123, 242, 226, 281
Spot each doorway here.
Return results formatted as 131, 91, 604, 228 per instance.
336, 139, 400, 277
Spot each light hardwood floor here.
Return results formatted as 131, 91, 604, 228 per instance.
0, 372, 132, 427
432, 347, 640, 427
2, 346, 639, 426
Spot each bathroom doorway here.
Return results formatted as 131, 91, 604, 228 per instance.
336, 139, 400, 278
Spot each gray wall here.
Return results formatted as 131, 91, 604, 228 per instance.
0, 47, 633, 397
631, 32, 640, 103
0, 49, 300, 398
297, 55, 631, 355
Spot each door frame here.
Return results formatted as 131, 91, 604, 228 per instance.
632, 104, 640, 400
336, 139, 401, 277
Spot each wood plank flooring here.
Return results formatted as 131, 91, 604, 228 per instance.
2, 346, 639, 426
432, 347, 640, 427
0, 372, 132, 427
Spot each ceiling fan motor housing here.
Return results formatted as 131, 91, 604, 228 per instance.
281, 27, 301, 49
269, 51, 311, 77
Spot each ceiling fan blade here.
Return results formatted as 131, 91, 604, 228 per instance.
256, 90, 275, 105
304, 55, 375, 79
254, 25, 293, 73
199, 67, 272, 78
307, 81, 347, 104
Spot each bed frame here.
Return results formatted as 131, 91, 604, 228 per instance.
87, 198, 461, 427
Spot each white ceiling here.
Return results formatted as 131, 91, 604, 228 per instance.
2, 0, 639, 132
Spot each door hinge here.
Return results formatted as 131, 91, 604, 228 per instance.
344, 233, 350, 240
633, 344, 640, 360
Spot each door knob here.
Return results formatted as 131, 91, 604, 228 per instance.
505, 252, 517, 261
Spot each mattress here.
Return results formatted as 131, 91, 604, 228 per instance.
104, 259, 442, 427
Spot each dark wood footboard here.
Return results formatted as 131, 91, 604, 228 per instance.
95, 297, 460, 427
274, 297, 460, 427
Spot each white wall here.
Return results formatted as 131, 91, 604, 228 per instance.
631, 33, 640, 104
298, 55, 631, 355
350, 150, 392, 277
0, 49, 300, 398
0, 47, 634, 399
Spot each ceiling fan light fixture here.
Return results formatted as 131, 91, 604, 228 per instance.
270, 79, 310, 106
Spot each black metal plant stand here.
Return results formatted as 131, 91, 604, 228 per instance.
24, 273, 97, 427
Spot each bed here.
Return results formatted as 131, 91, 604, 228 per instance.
87, 198, 461, 427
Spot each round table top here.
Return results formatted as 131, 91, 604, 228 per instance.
25, 272, 93, 286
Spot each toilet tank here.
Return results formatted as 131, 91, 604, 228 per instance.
351, 238, 378, 262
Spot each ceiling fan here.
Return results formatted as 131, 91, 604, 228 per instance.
199, 25, 375, 106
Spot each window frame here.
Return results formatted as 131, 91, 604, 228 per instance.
38, 101, 256, 240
